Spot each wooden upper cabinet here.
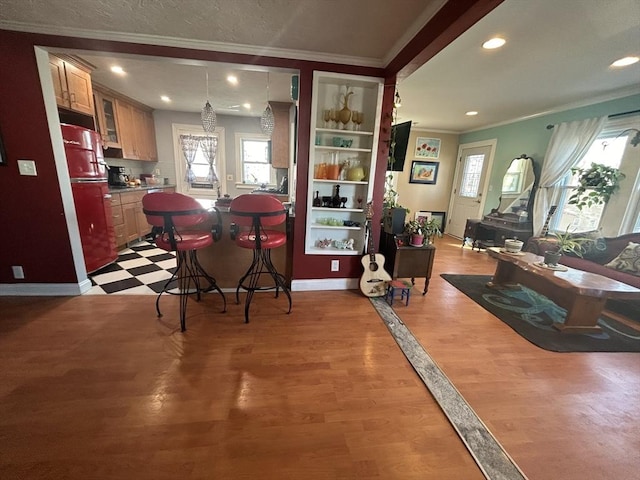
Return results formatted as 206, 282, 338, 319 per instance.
114, 97, 157, 162
270, 102, 292, 169
49, 54, 94, 116
115, 99, 137, 159
93, 87, 122, 149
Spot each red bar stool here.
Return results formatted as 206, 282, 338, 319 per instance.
142, 192, 226, 331
229, 194, 292, 323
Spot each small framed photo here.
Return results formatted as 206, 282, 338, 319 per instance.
415, 137, 440, 158
415, 211, 432, 223
409, 161, 439, 184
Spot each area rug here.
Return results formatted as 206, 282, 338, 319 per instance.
441, 274, 640, 352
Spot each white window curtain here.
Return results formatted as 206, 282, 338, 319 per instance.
199, 136, 219, 185
532, 116, 607, 235
179, 134, 200, 184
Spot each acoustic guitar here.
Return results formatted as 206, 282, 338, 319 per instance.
360, 202, 392, 297
540, 205, 557, 237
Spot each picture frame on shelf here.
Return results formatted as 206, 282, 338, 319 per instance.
414, 137, 441, 158
409, 161, 439, 184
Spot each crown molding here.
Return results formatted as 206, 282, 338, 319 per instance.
462, 86, 640, 134
0, 21, 384, 68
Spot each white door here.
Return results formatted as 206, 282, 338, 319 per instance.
447, 141, 496, 239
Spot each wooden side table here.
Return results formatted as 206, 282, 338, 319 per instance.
379, 232, 436, 295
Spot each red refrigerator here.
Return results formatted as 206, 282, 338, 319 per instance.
62, 124, 118, 274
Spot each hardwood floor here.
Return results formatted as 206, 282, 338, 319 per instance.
1, 236, 639, 479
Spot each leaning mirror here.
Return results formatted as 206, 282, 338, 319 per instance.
497, 154, 535, 220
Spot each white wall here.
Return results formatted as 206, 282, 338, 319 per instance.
394, 129, 459, 230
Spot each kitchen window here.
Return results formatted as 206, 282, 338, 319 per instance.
172, 124, 226, 198
235, 133, 275, 188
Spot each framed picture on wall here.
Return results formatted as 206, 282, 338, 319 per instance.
414, 137, 441, 158
409, 161, 439, 184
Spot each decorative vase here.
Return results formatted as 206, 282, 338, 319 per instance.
543, 250, 562, 266
338, 91, 354, 129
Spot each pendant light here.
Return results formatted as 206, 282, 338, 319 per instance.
260, 72, 275, 136
201, 71, 216, 132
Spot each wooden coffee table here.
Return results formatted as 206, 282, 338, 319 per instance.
486, 247, 640, 333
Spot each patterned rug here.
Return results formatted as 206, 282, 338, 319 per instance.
441, 274, 640, 352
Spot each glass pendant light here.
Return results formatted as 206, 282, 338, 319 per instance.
260, 72, 275, 136
201, 71, 216, 132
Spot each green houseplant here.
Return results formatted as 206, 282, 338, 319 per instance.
568, 162, 625, 210
543, 227, 587, 266
404, 218, 442, 246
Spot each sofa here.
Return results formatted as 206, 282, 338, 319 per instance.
524, 232, 640, 288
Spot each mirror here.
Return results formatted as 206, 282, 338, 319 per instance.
496, 154, 535, 220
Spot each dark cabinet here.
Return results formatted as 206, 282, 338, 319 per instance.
465, 216, 532, 250
379, 232, 435, 295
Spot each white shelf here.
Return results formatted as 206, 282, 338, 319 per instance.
306, 247, 360, 256
316, 128, 374, 136
312, 207, 362, 213
312, 179, 367, 185
311, 224, 362, 230
314, 146, 372, 153
305, 71, 384, 257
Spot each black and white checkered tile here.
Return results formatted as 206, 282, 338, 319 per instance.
86, 241, 177, 295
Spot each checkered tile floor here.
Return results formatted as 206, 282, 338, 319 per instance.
86, 241, 177, 295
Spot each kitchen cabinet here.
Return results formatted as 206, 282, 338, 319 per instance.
49, 55, 94, 116
110, 193, 126, 248
111, 188, 175, 248
270, 102, 292, 169
114, 97, 157, 161
305, 71, 383, 256
93, 86, 122, 149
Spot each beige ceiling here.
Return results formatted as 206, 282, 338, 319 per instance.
1, 0, 639, 132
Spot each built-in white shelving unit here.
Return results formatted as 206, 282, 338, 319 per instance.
305, 71, 384, 255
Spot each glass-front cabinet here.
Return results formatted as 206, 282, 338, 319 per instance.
93, 86, 122, 149
305, 71, 383, 255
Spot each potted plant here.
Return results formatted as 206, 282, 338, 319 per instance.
568, 162, 625, 210
404, 218, 442, 246
543, 227, 587, 266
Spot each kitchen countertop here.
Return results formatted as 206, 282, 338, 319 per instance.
108, 184, 176, 194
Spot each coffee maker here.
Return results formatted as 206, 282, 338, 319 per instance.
108, 166, 128, 187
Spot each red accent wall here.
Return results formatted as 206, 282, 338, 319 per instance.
0, 31, 76, 283
0, 29, 386, 285
0, 1, 501, 285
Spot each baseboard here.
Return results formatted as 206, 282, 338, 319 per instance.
291, 278, 358, 291
0, 279, 92, 296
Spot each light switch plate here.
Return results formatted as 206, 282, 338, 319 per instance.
18, 159, 37, 176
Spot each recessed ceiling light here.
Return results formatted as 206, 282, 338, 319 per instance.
243, 103, 251, 109
482, 37, 505, 49
611, 56, 639, 67
110, 65, 125, 75
227, 75, 238, 85
160, 95, 171, 103
466, 111, 478, 116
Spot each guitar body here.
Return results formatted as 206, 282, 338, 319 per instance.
360, 253, 392, 297
360, 201, 392, 297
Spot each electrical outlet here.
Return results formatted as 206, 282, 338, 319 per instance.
17, 159, 37, 176
331, 259, 339, 272
12, 266, 25, 279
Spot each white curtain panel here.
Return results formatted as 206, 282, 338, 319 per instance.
179, 134, 200, 183
532, 116, 607, 235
